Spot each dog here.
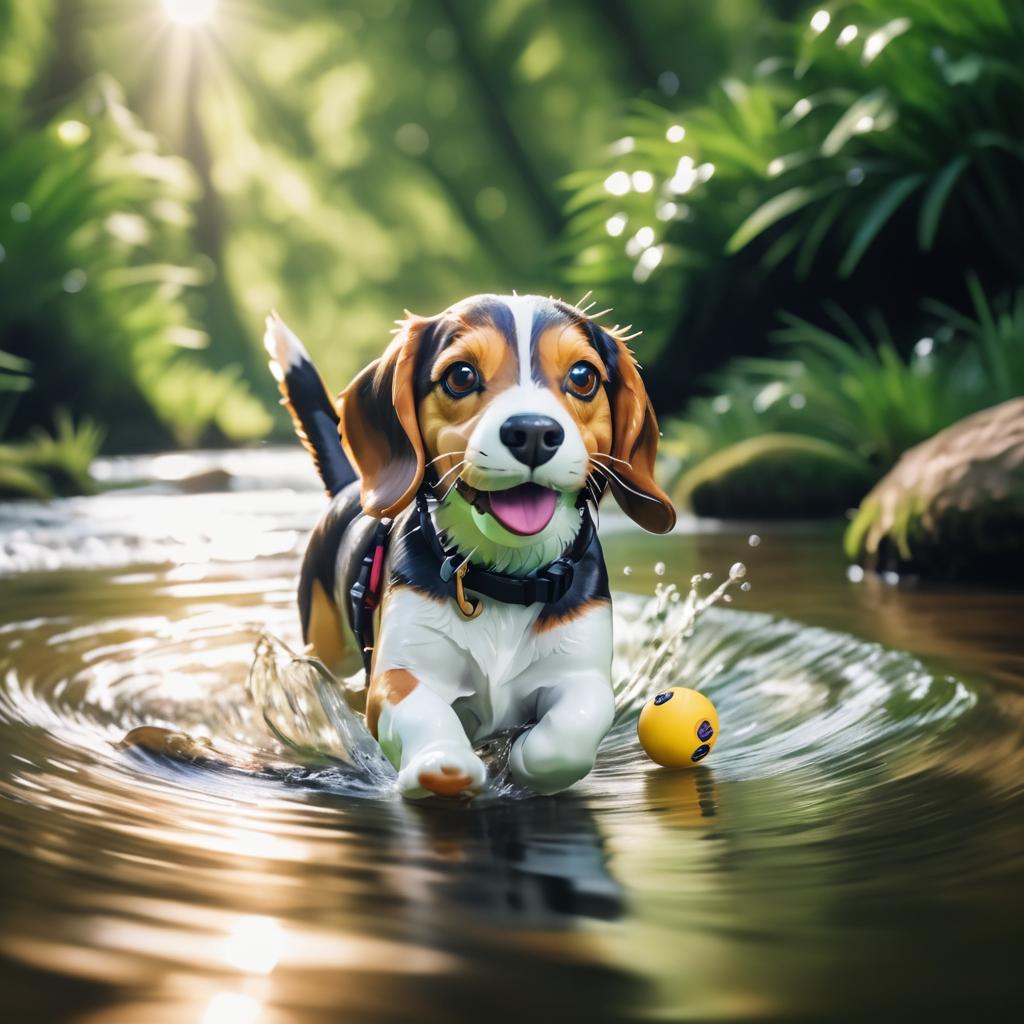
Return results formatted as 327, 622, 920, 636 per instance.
264, 294, 675, 799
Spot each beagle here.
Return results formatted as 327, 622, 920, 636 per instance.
264, 294, 675, 799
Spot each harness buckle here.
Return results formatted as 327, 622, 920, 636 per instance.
454, 560, 483, 619
537, 559, 575, 602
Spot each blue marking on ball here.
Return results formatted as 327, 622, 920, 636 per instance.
697, 720, 714, 742
691, 744, 711, 762
653, 692, 673, 706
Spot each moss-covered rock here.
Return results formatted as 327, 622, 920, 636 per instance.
675, 433, 873, 519
845, 398, 1024, 580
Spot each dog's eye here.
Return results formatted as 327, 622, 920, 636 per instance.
441, 361, 481, 398
564, 361, 600, 401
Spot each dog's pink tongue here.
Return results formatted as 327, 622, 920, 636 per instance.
488, 484, 558, 535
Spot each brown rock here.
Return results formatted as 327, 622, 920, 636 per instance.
846, 398, 1024, 580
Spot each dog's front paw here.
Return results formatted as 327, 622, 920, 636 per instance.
509, 729, 597, 795
397, 745, 487, 799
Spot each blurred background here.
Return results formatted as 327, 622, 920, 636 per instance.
2, 7, 1024, 1020
1, 0, 1022, 571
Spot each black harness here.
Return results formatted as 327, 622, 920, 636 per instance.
349, 486, 597, 674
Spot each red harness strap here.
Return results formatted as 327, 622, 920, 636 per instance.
349, 519, 391, 674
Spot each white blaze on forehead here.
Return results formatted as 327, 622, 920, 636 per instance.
497, 294, 540, 387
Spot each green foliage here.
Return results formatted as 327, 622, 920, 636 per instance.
675, 432, 873, 518
0, 408, 104, 499
60, 0, 767, 401
1, 0, 770, 455
564, 0, 1024, 399
665, 281, 1024, 510
0, 78, 271, 450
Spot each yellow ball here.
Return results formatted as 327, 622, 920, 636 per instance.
637, 687, 719, 768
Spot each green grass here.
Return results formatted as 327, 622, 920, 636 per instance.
664, 279, 1024, 512
0, 409, 104, 499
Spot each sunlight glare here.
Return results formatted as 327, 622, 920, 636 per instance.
203, 992, 261, 1024
223, 916, 284, 975
162, 0, 217, 27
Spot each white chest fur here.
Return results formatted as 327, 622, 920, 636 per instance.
372, 584, 612, 740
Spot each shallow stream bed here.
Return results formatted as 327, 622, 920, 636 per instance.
1, 449, 1021, 1022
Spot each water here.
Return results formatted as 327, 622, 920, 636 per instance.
1, 449, 1022, 1022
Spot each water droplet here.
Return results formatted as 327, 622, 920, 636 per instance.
846, 565, 865, 583
846, 166, 866, 186
883, 570, 900, 586
729, 562, 747, 580
605, 213, 627, 237
622, 566, 632, 576
633, 245, 663, 283
62, 268, 87, 293
11, 202, 30, 223
665, 124, 685, 143
603, 171, 631, 196
837, 24, 859, 47
634, 225, 655, 248
631, 170, 654, 193
747, 534, 761, 547
57, 119, 90, 145
740, 581, 752, 592
702, 571, 713, 580
658, 70, 679, 96
810, 10, 831, 34
654, 561, 666, 576
914, 337, 934, 358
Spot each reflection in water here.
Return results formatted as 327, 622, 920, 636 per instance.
203, 992, 262, 1024
222, 916, 284, 975
405, 797, 623, 924
1, 449, 1023, 1021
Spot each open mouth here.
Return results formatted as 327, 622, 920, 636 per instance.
477, 483, 558, 536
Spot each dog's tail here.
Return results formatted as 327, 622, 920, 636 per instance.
263, 312, 356, 497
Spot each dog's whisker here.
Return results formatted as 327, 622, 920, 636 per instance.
591, 452, 633, 470
441, 470, 465, 503
426, 450, 466, 468
434, 459, 467, 489
589, 460, 661, 505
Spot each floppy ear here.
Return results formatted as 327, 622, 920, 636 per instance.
588, 324, 676, 534
338, 318, 428, 518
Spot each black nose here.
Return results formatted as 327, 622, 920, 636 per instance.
499, 414, 564, 468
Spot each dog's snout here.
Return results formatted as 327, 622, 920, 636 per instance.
499, 414, 564, 468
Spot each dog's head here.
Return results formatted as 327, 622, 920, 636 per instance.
339, 294, 675, 537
